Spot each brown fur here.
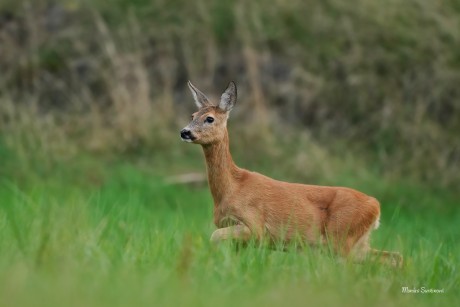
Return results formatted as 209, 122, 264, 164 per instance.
182, 82, 403, 267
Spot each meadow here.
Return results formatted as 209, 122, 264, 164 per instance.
1, 139, 459, 307
0, 0, 459, 306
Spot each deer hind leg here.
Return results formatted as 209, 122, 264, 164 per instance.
325, 197, 384, 260
368, 249, 404, 268
349, 218, 403, 268
349, 227, 373, 261
210, 224, 252, 243
325, 213, 376, 258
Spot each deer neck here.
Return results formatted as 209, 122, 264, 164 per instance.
202, 130, 240, 205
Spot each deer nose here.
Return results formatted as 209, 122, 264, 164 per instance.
180, 129, 192, 139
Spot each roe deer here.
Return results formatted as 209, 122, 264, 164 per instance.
180, 81, 403, 267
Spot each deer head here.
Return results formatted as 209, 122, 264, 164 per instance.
180, 81, 237, 145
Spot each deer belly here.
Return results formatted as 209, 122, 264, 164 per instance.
264, 205, 322, 243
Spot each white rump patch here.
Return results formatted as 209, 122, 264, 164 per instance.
374, 213, 380, 229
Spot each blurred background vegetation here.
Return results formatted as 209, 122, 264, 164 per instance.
1, 0, 459, 191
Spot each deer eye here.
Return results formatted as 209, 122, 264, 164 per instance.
205, 117, 214, 123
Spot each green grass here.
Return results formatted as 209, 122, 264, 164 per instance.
0, 152, 458, 307
0, 0, 459, 305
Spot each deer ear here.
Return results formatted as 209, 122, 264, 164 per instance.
219, 81, 237, 112
188, 81, 212, 109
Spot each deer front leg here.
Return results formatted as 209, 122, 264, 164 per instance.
210, 224, 252, 243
